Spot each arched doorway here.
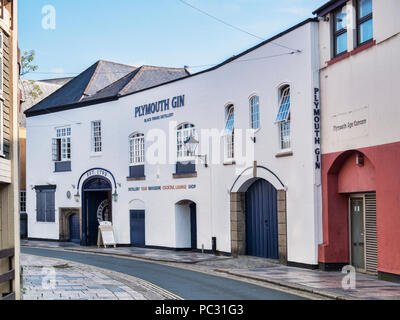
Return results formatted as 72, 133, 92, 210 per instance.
319, 150, 377, 274
82, 176, 112, 246
245, 179, 278, 259
175, 200, 197, 250
230, 165, 287, 264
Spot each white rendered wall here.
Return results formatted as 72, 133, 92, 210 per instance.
26, 21, 321, 265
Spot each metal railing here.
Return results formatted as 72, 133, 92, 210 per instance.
0, 248, 15, 300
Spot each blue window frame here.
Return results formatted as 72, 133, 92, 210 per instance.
357, 0, 373, 46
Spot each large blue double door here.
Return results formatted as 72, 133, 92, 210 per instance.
245, 179, 278, 260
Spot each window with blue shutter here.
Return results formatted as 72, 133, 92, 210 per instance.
35, 186, 56, 222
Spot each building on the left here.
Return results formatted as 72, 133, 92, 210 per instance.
0, 0, 19, 300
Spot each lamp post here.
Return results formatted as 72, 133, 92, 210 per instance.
184, 135, 208, 168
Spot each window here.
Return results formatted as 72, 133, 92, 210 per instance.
357, 0, 373, 45
91, 121, 102, 153
224, 105, 235, 161
52, 127, 71, 162
275, 86, 291, 150
177, 123, 195, 161
129, 133, 145, 165
20, 190, 26, 213
249, 96, 260, 130
333, 6, 348, 56
36, 188, 55, 223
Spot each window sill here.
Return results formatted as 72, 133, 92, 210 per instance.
327, 40, 376, 66
223, 160, 236, 166
90, 153, 103, 158
173, 173, 197, 179
352, 39, 376, 55
127, 176, 146, 181
327, 52, 351, 66
275, 150, 293, 158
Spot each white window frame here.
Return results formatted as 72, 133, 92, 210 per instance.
224, 105, 235, 162
20, 190, 26, 214
275, 86, 291, 151
249, 95, 260, 131
91, 120, 102, 153
53, 126, 71, 162
176, 123, 196, 162
129, 132, 145, 166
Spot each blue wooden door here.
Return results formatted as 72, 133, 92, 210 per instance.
69, 214, 80, 243
245, 179, 278, 259
190, 203, 197, 249
130, 210, 145, 247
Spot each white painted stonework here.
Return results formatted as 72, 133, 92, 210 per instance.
26, 20, 322, 265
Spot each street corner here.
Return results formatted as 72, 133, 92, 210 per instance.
20, 254, 173, 300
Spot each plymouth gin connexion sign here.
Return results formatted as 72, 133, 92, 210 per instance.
134, 95, 185, 123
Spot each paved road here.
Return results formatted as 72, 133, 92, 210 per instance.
22, 247, 307, 300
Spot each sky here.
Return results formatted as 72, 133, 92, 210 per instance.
19, 0, 327, 80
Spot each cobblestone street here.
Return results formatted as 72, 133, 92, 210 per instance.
21, 254, 177, 300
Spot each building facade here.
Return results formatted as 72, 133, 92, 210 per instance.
25, 19, 323, 267
19, 78, 72, 238
0, 0, 19, 300
314, 0, 400, 280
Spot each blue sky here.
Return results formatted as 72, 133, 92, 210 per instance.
19, 0, 326, 80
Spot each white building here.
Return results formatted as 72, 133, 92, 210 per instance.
25, 19, 322, 267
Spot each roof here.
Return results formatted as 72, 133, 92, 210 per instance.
19, 79, 63, 127
25, 18, 318, 118
313, 0, 347, 16
25, 60, 136, 115
39, 77, 74, 86
83, 66, 190, 102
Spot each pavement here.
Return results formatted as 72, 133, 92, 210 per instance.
21, 240, 400, 300
21, 240, 230, 263
21, 254, 178, 300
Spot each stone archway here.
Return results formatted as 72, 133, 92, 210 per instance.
229, 164, 287, 264
59, 208, 81, 242
230, 188, 287, 264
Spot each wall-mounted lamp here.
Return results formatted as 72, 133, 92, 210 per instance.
112, 191, 118, 202
74, 191, 80, 203
184, 135, 208, 168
